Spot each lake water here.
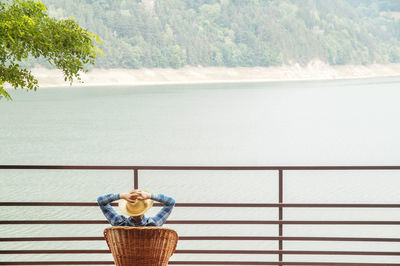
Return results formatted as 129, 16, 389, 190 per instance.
1, 77, 400, 264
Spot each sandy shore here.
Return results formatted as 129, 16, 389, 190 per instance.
21, 60, 400, 88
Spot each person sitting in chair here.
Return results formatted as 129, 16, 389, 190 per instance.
97, 189, 175, 226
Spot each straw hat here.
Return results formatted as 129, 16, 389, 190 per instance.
119, 194, 154, 217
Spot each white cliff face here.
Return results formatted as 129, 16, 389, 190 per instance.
19, 61, 400, 89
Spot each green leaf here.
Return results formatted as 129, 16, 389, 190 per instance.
7, 33, 15, 44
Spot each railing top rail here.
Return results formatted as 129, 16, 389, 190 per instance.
2, 220, 400, 225
2, 202, 400, 208
1, 165, 400, 170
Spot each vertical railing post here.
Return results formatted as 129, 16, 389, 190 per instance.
134, 168, 138, 189
279, 169, 283, 265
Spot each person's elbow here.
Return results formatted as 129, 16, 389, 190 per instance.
97, 196, 104, 206
169, 197, 176, 207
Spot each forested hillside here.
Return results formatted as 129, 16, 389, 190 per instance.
35, 0, 400, 68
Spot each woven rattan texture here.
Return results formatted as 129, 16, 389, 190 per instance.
104, 226, 178, 266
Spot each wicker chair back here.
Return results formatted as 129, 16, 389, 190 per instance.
104, 226, 178, 266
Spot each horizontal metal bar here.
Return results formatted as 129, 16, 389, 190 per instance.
170, 262, 400, 266
2, 249, 400, 256
2, 262, 399, 266
0, 220, 109, 224
0, 262, 113, 265
2, 165, 400, 171
169, 220, 400, 225
175, 250, 400, 255
2, 236, 400, 242
176, 220, 400, 225
0, 202, 278, 207
2, 220, 400, 225
175, 203, 400, 208
0, 237, 105, 241
2, 202, 400, 208
281, 203, 400, 208
180, 236, 400, 242
0, 202, 116, 207
0, 250, 110, 254
0, 165, 138, 170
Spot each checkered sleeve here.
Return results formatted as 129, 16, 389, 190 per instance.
97, 193, 126, 226
150, 193, 176, 226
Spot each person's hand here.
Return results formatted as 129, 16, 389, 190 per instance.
129, 189, 151, 200
120, 192, 136, 203
121, 190, 151, 202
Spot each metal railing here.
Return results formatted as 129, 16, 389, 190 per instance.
1, 165, 400, 265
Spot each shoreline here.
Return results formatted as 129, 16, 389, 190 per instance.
13, 60, 400, 88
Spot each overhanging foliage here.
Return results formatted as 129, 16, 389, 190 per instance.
0, 0, 101, 100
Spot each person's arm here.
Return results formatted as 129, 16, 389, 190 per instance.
150, 193, 175, 226
97, 193, 131, 226
123, 190, 176, 226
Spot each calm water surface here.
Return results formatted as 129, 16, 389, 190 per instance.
1, 77, 400, 263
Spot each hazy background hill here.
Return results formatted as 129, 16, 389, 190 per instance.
32, 0, 400, 69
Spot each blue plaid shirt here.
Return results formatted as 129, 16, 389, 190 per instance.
97, 193, 175, 226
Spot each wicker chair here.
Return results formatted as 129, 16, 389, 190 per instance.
104, 226, 178, 266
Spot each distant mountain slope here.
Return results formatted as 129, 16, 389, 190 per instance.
34, 0, 400, 69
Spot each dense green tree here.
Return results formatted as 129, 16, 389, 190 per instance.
14, 0, 400, 71
0, 0, 101, 100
